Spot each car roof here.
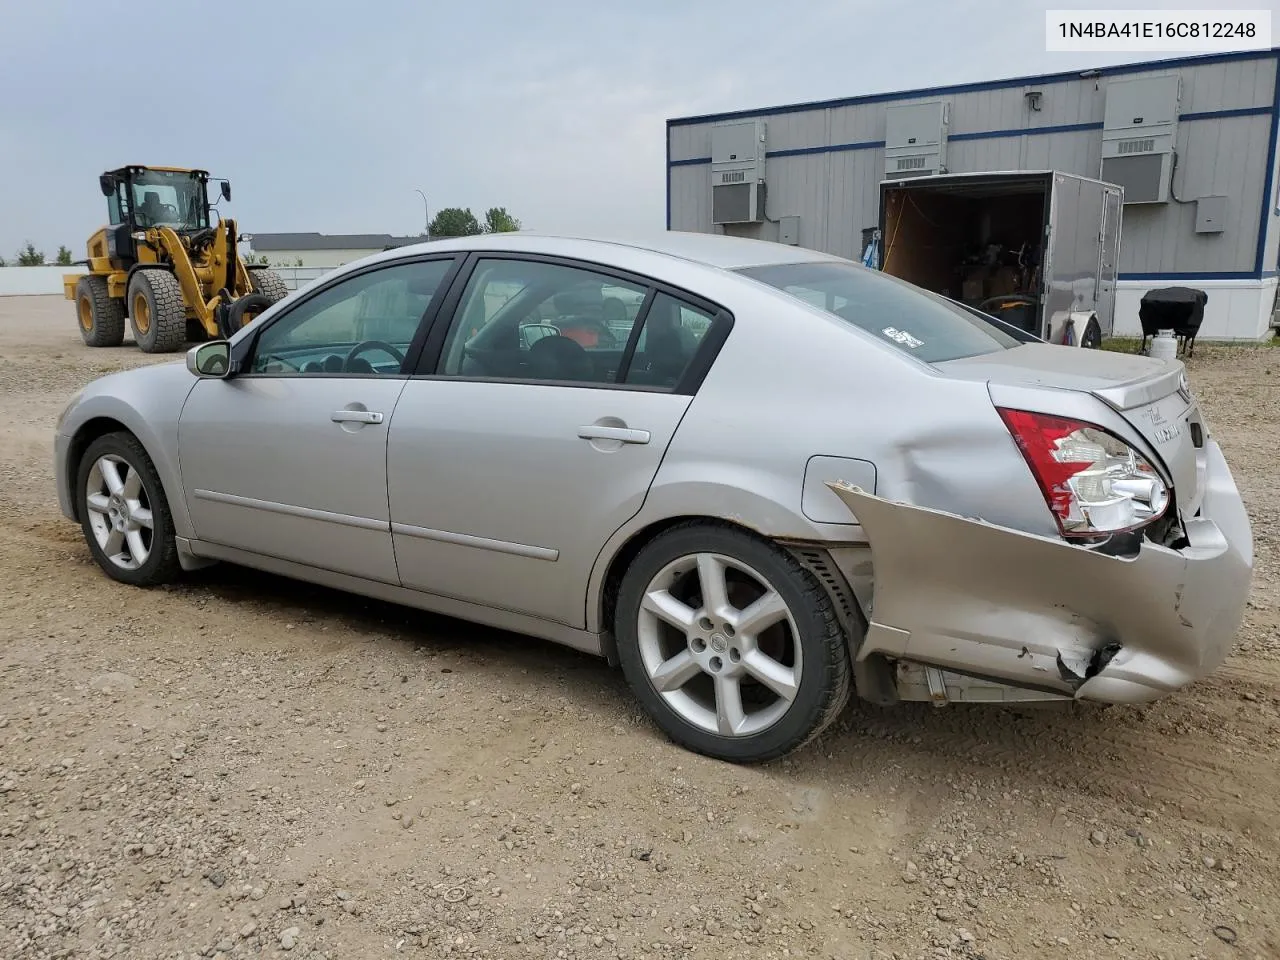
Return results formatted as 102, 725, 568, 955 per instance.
370, 230, 848, 272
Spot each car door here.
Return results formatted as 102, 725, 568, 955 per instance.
176, 256, 459, 583
386, 254, 729, 627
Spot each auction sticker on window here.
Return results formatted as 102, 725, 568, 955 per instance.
1046, 10, 1271, 52
882, 327, 923, 349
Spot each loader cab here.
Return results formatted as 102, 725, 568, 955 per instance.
98, 166, 226, 262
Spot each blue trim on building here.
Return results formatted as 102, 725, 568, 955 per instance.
667, 48, 1280, 128
1119, 271, 1266, 281
1183, 105, 1273, 122
1252, 63, 1280, 276
950, 121, 1102, 143
768, 140, 885, 158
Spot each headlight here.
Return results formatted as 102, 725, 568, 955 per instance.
997, 407, 1170, 539
55, 389, 83, 433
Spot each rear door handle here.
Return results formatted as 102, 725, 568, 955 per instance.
331, 409, 384, 424
578, 425, 650, 444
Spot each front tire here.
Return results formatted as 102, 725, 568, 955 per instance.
128, 269, 187, 353
75, 275, 125, 347
76, 432, 181, 587
614, 523, 852, 763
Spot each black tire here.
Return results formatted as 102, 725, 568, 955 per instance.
247, 266, 289, 305
75, 275, 125, 347
127, 269, 187, 353
1081, 316, 1104, 349
75, 431, 181, 587
613, 522, 852, 763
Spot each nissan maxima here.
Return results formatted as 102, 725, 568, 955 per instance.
53, 231, 1253, 762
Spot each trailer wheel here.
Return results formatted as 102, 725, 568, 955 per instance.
128, 270, 187, 353
1081, 316, 1103, 349
75, 275, 126, 347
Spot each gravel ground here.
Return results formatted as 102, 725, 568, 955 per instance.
2, 294, 1279, 960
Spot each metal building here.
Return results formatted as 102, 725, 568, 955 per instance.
666, 49, 1280, 341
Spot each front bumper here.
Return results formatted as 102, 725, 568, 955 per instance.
827, 438, 1254, 704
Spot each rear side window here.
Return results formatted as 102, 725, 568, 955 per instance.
736, 260, 1021, 362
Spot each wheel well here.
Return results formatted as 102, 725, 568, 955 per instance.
595, 514, 791, 662
65, 417, 132, 520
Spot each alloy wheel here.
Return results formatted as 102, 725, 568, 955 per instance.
636, 552, 802, 737
84, 453, 154, 570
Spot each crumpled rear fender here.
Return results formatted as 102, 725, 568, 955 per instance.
824, 442, 1252, 702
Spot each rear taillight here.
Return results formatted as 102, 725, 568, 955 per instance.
997, 407, 1170, 539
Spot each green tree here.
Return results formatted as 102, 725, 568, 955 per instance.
483, 207, 522, 233
0, 255, 6, 267
56, 245, 73, 265
429, 207, 483, 238
16, 242, 44, 266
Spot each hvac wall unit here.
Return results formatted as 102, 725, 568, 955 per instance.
883, 101, 949, 179
711, 120, 767, 224
1101, 75, 1181, 204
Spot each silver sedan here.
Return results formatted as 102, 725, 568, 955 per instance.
53, 231, 1254, 763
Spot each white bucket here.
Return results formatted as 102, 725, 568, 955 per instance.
1148, 329, 1178, 362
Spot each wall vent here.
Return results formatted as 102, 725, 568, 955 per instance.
711, 120, 767, 223
1101, 75, 1179, 204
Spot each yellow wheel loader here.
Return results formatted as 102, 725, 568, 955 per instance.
65, 165, 288, 353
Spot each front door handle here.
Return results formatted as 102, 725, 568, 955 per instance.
578, 425, 650, 444
331, 409, 384, 424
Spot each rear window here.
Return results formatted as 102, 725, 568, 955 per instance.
735, 260, 1021, 362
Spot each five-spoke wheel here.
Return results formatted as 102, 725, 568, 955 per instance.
615, 523, 851, 763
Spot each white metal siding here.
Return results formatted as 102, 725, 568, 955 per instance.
669, 53, 1280, 281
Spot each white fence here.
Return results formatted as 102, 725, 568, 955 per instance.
0, 265, 86, 296
0, 263, 335, 297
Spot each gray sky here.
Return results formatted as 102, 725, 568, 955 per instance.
1, 0, 1272, 256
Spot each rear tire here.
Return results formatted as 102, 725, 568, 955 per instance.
128, 269, 187, 353
613, 522, 852, 763
76, 275, 125, 347
76, 431, 181, 587
247, 266, 289, 306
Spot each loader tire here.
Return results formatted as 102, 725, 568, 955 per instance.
76, 275, 126, 347
247, 267, 289, 306
128, 269, 187, 353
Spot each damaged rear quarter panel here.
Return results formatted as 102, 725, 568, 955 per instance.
825, 452, 1252, 702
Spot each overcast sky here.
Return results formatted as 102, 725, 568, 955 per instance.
1, 0, 1274, 257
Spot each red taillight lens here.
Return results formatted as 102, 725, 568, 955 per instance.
996, 407, 1170, 539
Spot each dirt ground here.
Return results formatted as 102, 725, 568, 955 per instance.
2, 294, 1279, 960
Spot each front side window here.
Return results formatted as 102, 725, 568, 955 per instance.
250, 258, 454, 376
438, 258, 649, 384
736, 260, 1021, 363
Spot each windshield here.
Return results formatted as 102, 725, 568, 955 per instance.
735, 260, 1022, 362
127, 170, 209, 231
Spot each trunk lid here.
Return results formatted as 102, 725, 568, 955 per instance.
935, 343, 1204, 515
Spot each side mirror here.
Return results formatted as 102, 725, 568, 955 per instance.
187, 340, 231, 378
220, 181, 232, 202
99, 174, 115, 197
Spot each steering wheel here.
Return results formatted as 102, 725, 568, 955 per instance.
345, 340, 405, 370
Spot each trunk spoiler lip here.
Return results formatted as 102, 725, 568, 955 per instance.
1089, 361, 1188, 413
